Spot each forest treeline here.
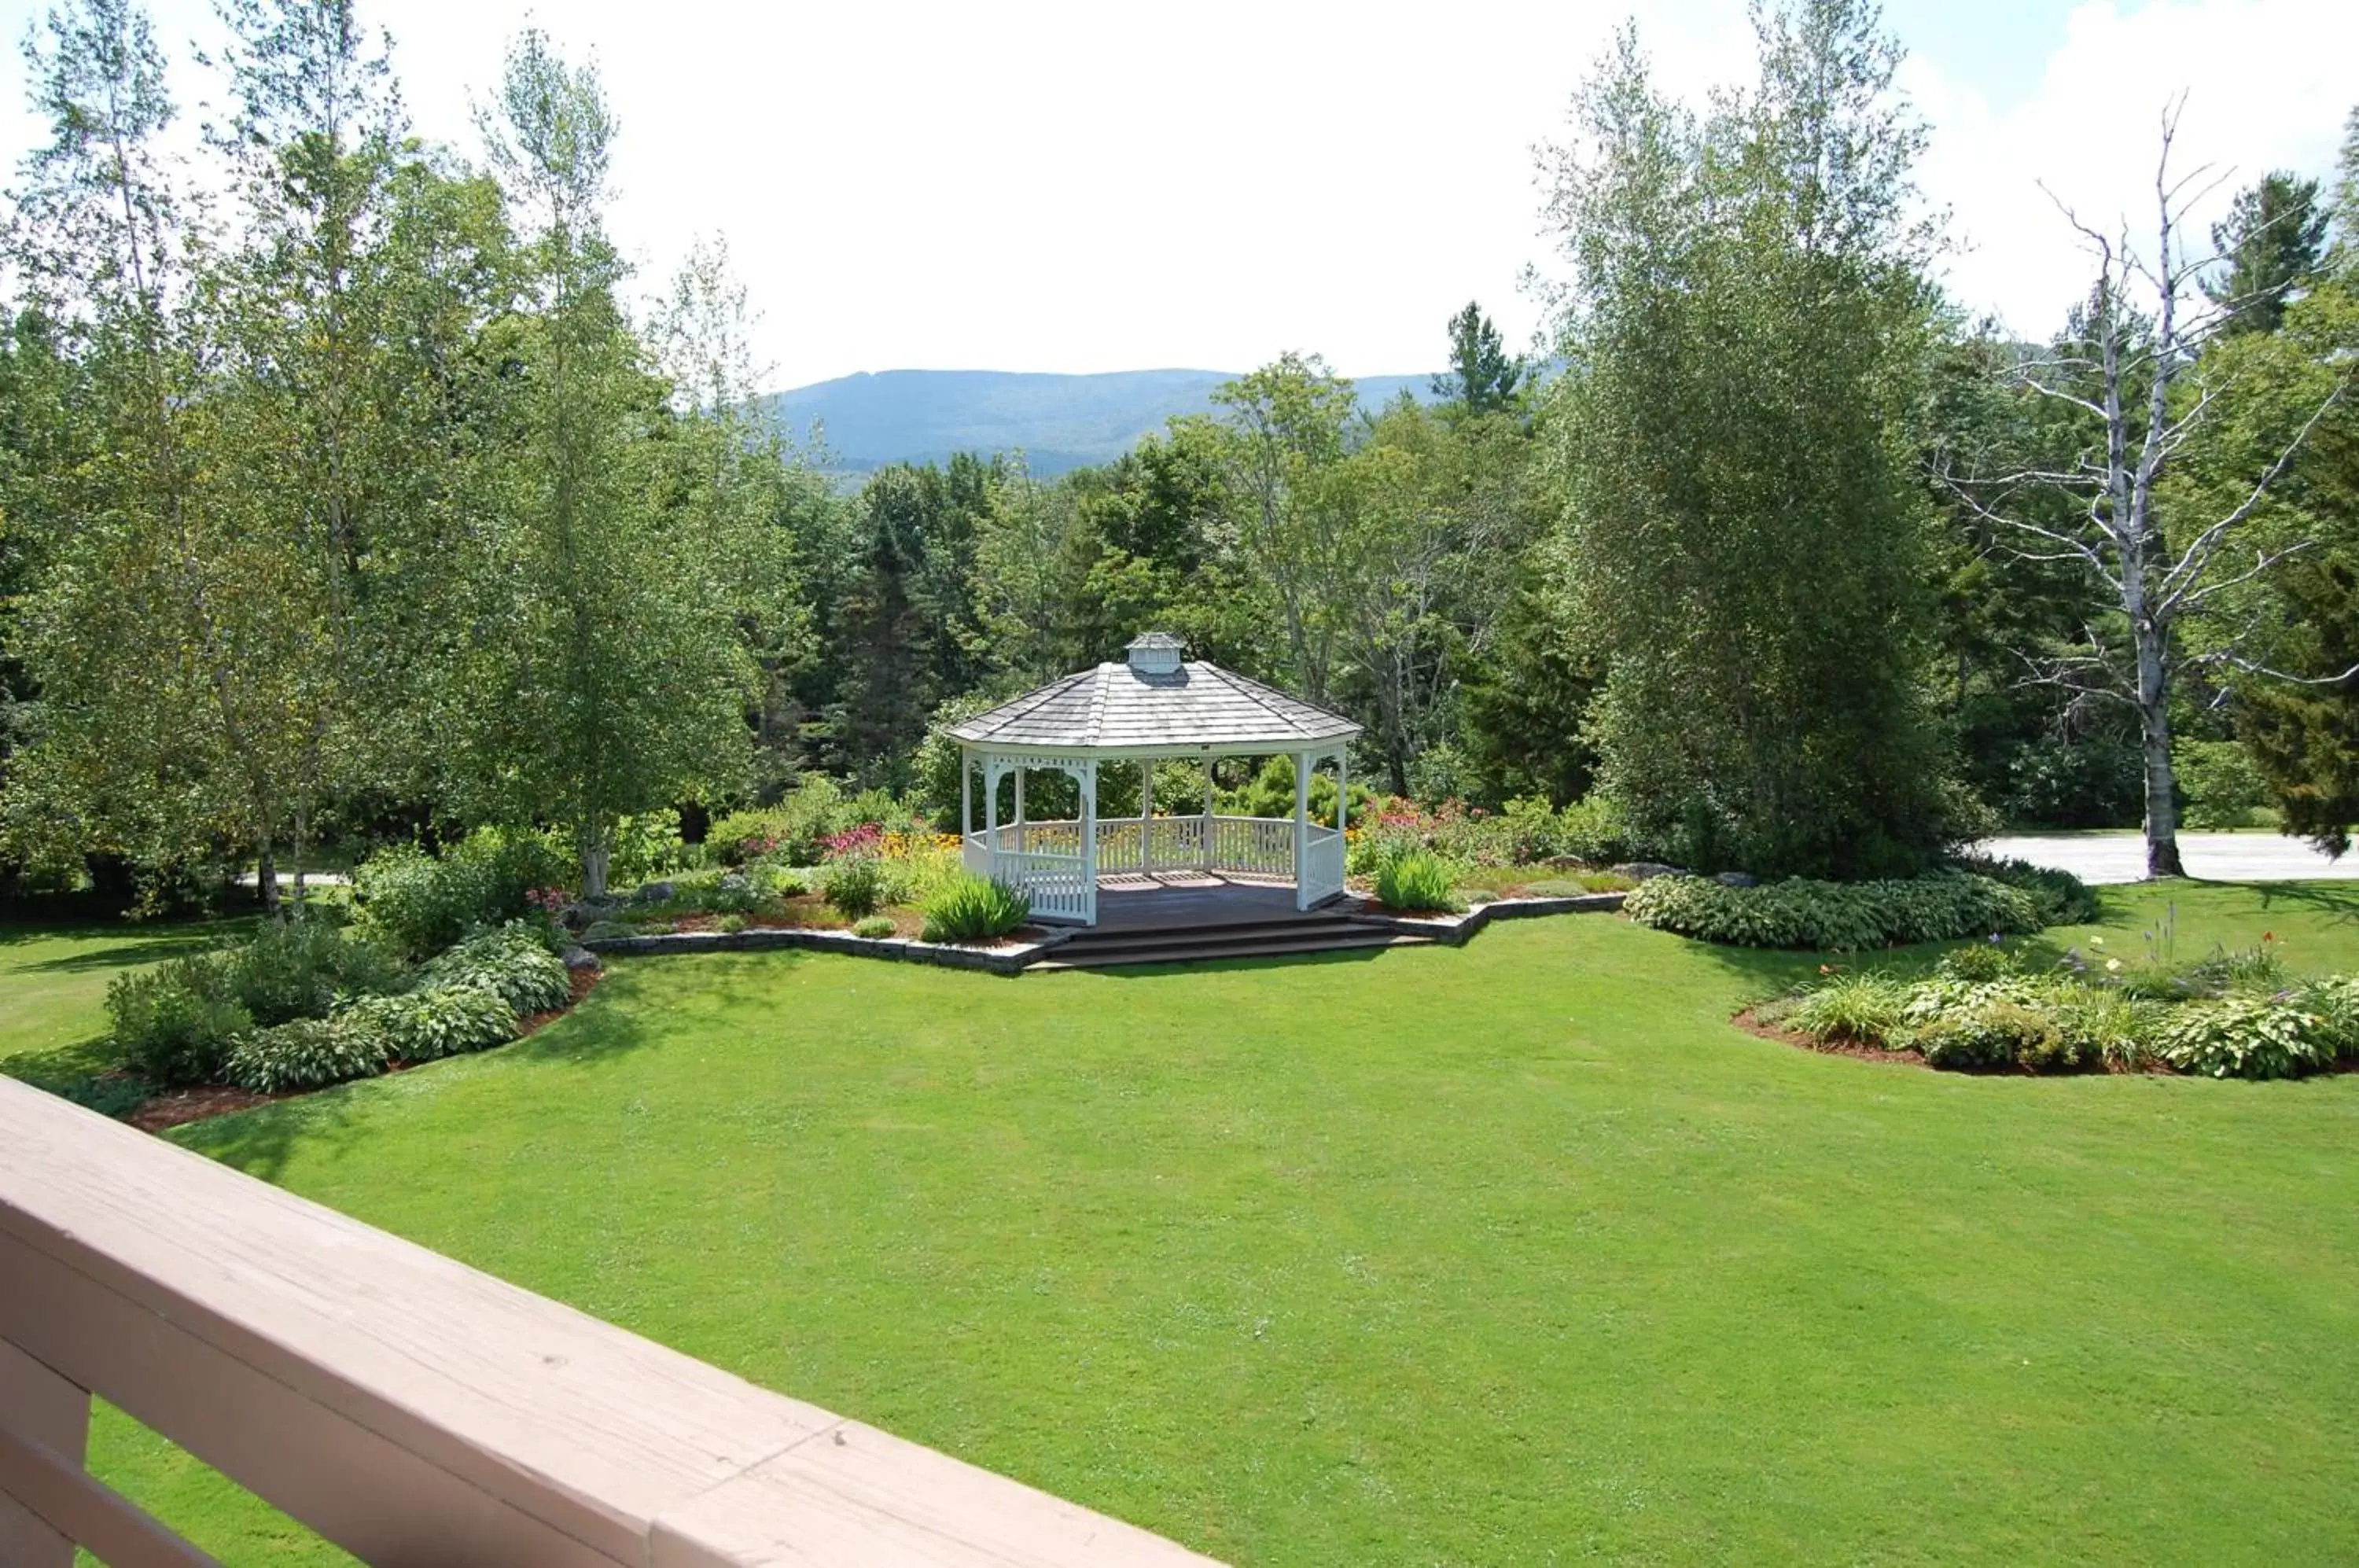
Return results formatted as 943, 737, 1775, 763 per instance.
2, 0, 2355, 905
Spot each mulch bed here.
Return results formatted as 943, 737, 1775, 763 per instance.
1729, 1006, 1929, 1069
125, 966, 606, 1134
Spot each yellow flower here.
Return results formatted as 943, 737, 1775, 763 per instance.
2088, 934, 2105, 947
2105, 958, 2122, 973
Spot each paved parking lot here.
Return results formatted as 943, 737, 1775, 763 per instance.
1983, 832, 2359, 885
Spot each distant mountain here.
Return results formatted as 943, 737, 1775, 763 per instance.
762, 367, 1441, 477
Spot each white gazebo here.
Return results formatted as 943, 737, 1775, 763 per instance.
952, 633, 1360, 926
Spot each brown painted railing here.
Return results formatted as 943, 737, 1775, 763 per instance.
0, 1076, 1218, 1566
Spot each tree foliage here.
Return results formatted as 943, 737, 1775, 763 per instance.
1537, 2, 1970, 877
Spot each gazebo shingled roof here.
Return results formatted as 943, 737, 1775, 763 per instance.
949, 654, 1359, 753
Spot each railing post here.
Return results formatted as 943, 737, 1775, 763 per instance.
0, 1339, 89, 1568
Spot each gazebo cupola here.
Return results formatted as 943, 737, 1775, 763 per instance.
950, 634, 1360, 926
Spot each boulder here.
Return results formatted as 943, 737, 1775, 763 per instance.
632, 880, 676, 904
1611, 862, 1687, 882
1713, 870, 1759, 888
561, 945, 601, 972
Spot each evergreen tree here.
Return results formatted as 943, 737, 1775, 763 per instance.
1430, 301, 1522, 413
2205, 171, 2327, 335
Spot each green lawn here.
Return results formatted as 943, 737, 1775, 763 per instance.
0, 914, 246, 1074
14, 880, 2359, 1564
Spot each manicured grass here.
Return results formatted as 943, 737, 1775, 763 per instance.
0, 912, 246, 1073
16, 880, 2359, 1563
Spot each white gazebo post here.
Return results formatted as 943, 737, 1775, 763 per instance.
1139, 760, 1154, 870
1293, 748, 1312, 911
1336, 747, 1349, 838
1080, 759, 1099, 923
984, 757, 1001, 881
1013, 765, 1026, 853
960, 747, 973, 844
1202, 756, 1216, 871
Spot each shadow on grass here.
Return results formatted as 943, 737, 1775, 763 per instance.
18, 935, 234, 973
2202, 880, 2359, 927
180, 1084, 367, 1184
2, 1035, 120, 1083
1643, 927, 2086, 1003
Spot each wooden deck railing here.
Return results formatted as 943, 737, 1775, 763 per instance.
0, 1076, 1218, 1566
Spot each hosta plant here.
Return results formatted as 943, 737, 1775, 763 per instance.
226, 1018, 390, 1094
340, 986, 517, 1063
413, 922, 572, 1016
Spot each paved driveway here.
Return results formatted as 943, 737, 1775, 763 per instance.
1982, 832, 2359, 885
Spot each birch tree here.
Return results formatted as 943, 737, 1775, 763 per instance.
461, 30, 754, 895
1947, 104, 2351, 878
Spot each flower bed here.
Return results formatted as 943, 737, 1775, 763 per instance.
1755, 933, 2359, 1080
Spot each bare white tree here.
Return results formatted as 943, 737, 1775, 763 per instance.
1947, 101, 2350, 878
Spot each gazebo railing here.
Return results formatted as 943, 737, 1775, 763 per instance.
1300, 825, 1346, 907
1094, 816, 1207, 874
1207, 816, 1296, 879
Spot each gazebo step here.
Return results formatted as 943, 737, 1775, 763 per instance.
1032, 924, 1430, 970
1050, 913, 1361, 955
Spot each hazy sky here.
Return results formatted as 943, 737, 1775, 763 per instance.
1, 0, 2353, 390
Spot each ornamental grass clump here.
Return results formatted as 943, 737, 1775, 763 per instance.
920, 876, 1030, 944
1787, 972, 1910, 1043
1375, 850, 1461, 914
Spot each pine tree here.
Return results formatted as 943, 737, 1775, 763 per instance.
1430, 301, 1522, 413
2204, 171, 2328, 335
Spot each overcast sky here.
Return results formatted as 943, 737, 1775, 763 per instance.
1, 0, 2353, 390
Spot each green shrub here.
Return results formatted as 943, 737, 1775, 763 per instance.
2174, 739, 2270, 829
1625, 872, 2043, 951
106, 955, 252, 1085
1948, 855, 2099, 926
716, 913, 749, 934
412, 922, 572, 1016
1789, 973, 1911, 1044
353, 828, 572, 959
1912, 999, 2078, 1073
1555, 794, 1642, 865
1375, 851, 1461, 913
823, 855, 888, 920
227, 917, 407, 1025
920, 876, 1029, 942
2155, 996, 2342, 1080
609, 811, 687, 885
1935, 940, 2019, 984
339, 986, 516, 1063
852, 914, 898, 939
225, 1017, 389, 1094
653, 867, 762, 915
